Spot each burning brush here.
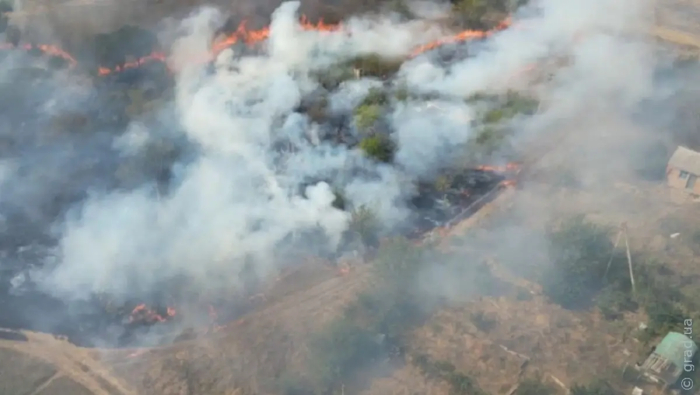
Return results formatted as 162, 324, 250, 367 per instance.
127, 303, 176, 326
0, 12, 511, 77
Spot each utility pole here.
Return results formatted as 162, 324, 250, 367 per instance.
603, 222, 636, 296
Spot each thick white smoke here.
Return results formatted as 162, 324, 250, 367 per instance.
33, 2, 449, 301
32, 0, 659, 309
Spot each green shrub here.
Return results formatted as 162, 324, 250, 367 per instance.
346, 54, 403, 78
482, 108, 507, 124
479, 92, 539, 125
434, 175, 453, 192
354, 104, 382, 130
358, 134, 395, 162
503, 91, 539, 115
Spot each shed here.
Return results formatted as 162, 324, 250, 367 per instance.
667, 146, 700, 194
640, 332, 697, 386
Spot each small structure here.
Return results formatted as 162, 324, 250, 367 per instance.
640, 332, 697, 387
667, 146, 700, 195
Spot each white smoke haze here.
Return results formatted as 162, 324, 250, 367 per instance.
35, 1, 458, 302
0, 0, 674, 337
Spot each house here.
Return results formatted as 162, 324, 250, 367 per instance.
640, 332, 697, 387
667, 146, 700, 195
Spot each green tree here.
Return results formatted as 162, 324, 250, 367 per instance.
358, 134, 395, 163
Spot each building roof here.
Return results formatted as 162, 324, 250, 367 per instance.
668, 146, 700, 175
654, 332, 697, 369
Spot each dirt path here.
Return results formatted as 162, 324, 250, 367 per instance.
0, 330, 136, 395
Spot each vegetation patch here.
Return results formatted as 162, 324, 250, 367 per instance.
412, 354, 488, 395
358, 134, 395, 163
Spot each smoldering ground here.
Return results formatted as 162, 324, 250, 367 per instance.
0, 0, 694, 352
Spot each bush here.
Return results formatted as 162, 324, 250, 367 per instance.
474, 126, 508, 148
542, 216, 619, 309
358, 134, 395, 163
503, 91, 539, 115
354, 104, 382, 130
346, 54, 403, 79
451, 0, 508, 30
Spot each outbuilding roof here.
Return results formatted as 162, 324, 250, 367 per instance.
654, 332, 697, 371
668, 146, 700, 175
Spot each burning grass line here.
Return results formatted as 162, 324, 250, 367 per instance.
0, 14, 511, 77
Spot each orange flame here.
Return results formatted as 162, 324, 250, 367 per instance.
98, 52, 167, 76
128, 303, 176, 324
0, 42, 77, 66
0, 16, 509, 76
211, 17, 341, 59
409, 17, 512, 57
